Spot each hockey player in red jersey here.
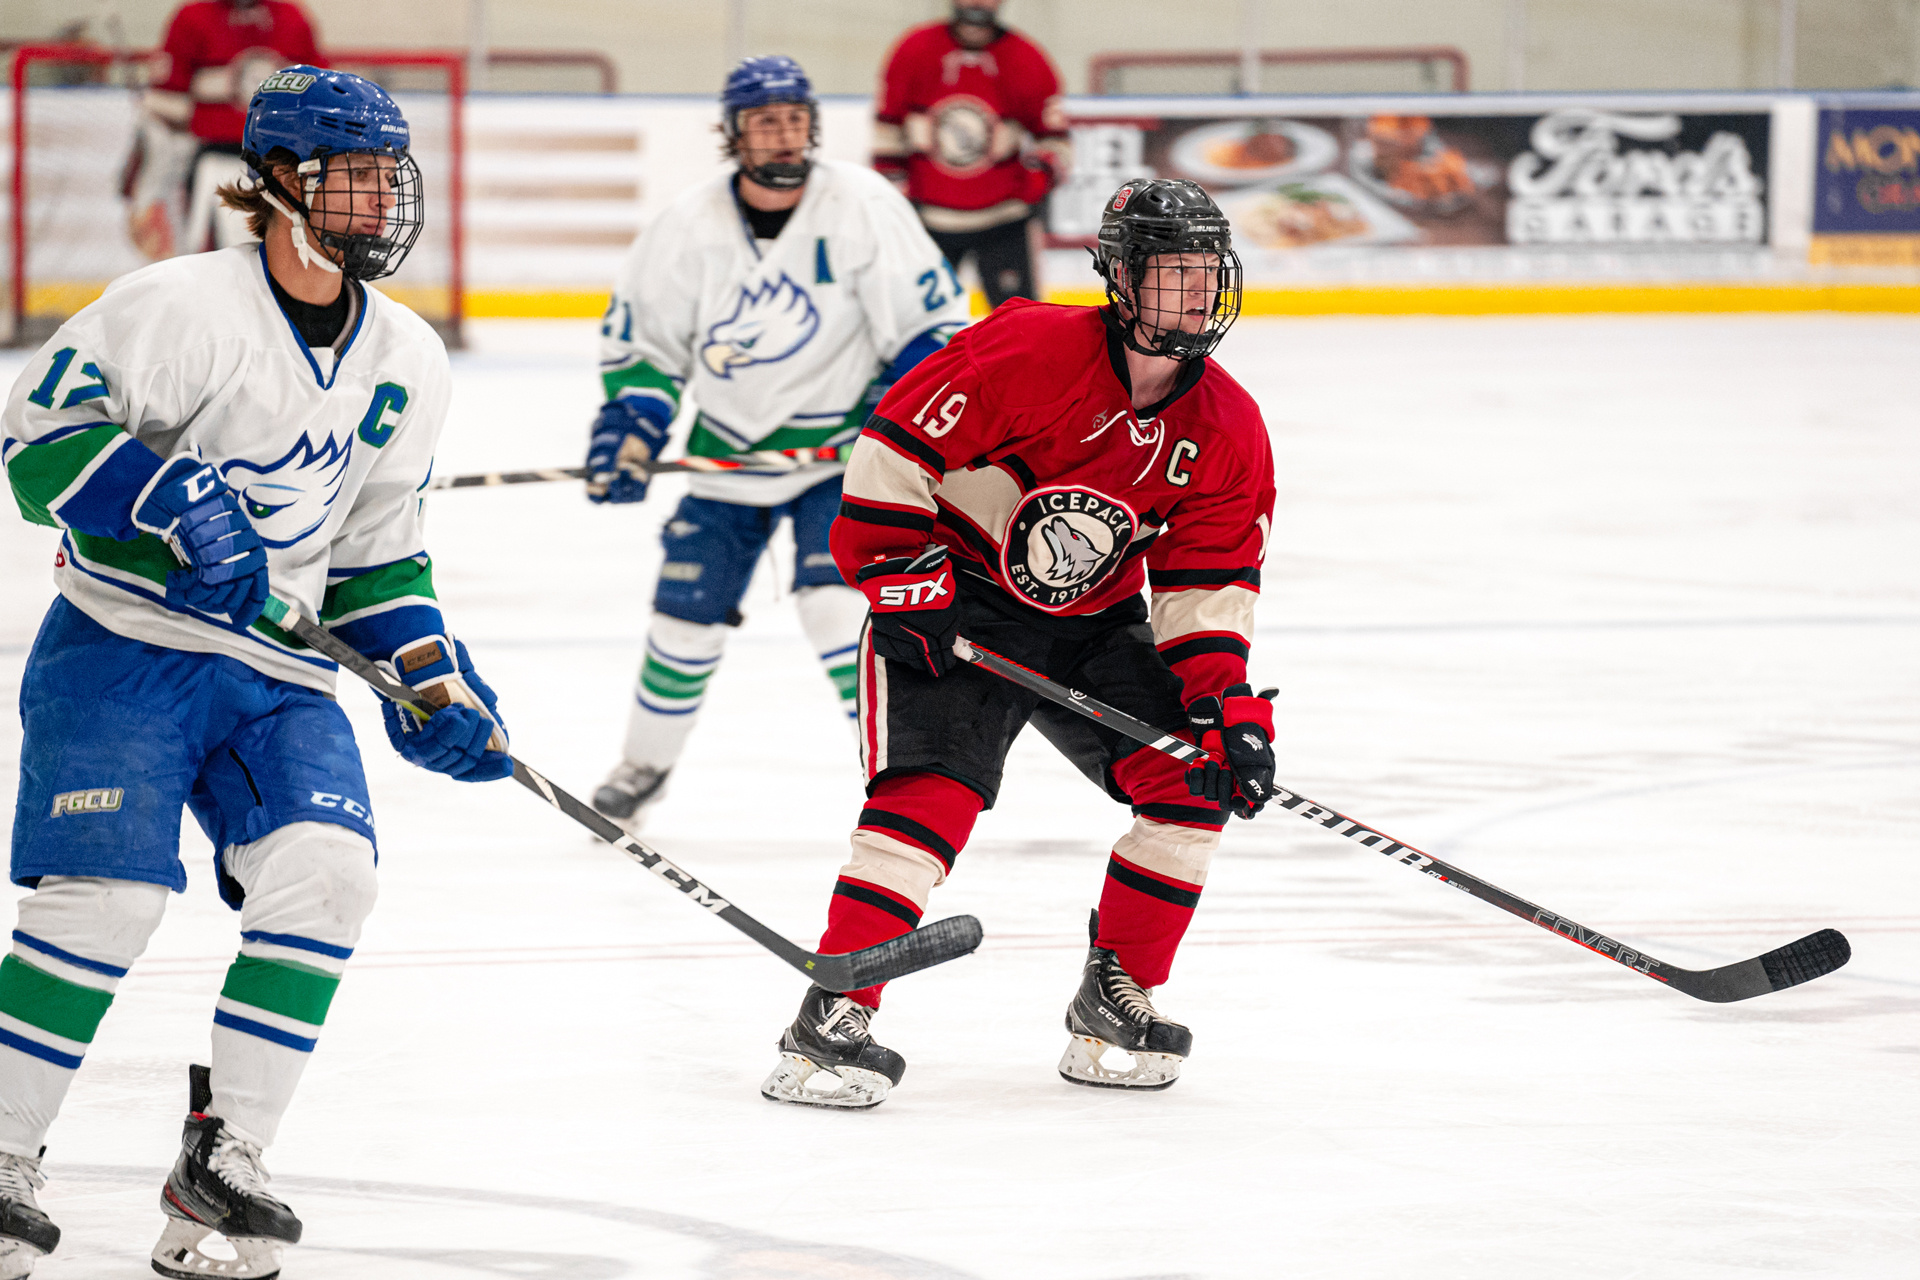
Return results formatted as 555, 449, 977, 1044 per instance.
126, 1, 325, 258
761, 180, 1278, 1109
873, 1, 1071, 308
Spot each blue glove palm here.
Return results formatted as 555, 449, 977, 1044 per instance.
585, 395, 672, 505
132, 454, 270, 628
380, 637, 513, 783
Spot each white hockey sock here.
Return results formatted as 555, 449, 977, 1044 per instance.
620, 613, 731, 769
0, 876, 168, 1156
796, 584, 867, 727
210, 821, 378, 1149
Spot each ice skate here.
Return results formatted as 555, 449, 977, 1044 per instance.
1058, 911, 1192, 1091
761, 985, 906, 1109
0, 1150, 58, 1278
151, 1066, 300, 1280
591, 760, 671, 832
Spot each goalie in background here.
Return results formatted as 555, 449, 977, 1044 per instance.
585, 55, 969, 832
122, 0, 325, 260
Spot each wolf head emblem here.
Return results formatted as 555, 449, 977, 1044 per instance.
701, 274, 820, 379
1038, 516, 1105, 587
220, 432, 354, 548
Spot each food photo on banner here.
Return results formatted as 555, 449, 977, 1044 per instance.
1809, 106, 1920, 265
1047, 106, 1771, 271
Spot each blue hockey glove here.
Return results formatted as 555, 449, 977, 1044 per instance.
379, 636, 513, 782
132, 453, 270, 628
585, 395, 672, 505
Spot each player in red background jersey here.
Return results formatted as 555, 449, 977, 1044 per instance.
873, 1, 1071, 308
761, 179, 1279, 1109
124, 1, 325, 259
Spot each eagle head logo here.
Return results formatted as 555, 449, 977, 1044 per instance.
219, 432, 354, 548
701, 274, 821, 379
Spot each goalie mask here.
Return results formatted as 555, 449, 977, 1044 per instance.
721, 55, 819, 191
240, 66, 423, 281
1094, 179, 1243, 362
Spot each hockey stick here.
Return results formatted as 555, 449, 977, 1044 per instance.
429, 445, 852, 492
954, 635, 1849, 1003
254, 596, 983, 992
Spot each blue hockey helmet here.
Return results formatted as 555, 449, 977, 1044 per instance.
240, 66, 423, 281
720, 56, 817, 190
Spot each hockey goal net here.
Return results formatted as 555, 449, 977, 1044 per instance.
3, 45, 464, 348
1088, 46, 1470, 96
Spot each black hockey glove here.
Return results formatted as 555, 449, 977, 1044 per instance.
1185, 684, 1277, 819
856, 546, 960, 678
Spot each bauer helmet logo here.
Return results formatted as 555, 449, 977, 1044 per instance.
258, 71, 317, 94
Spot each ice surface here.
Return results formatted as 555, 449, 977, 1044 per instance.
1, 315, 1915, 1279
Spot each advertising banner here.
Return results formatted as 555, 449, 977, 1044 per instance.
1810, 106, 1920, 266
1049, 107, 1771, 267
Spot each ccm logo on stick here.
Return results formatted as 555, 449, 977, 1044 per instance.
877, 575, 950, 607
50, 788, 123, 817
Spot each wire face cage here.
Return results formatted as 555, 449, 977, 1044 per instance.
286, 149, 426, 281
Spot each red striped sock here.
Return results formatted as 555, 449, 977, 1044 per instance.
1095, 851, 1204, 988
818, 773, 982, 1008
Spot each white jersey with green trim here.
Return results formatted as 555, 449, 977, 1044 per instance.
601, 159, 971, 507
2, 244, 451, 693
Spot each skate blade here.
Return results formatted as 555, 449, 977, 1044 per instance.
1057, 1034, 1182, 1091
0, 1238, 48, 1280
760, 1051, 891, 1109
151, 1218, 287, 1280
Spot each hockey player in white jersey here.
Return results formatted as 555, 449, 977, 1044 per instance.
0, 68, 509, 1278
587, 55, 970, 828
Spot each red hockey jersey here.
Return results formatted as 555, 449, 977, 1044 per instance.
872, 21, 1070, 232
834, 300, 1276, 703
150, 1, 325, 144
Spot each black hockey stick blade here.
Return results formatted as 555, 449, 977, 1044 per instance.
812, 914, 987, 993
956, 634, 1851, 1004
258, 597, 984, 993
1669, 928, 1852, 1003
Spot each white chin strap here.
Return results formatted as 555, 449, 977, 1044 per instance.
259, 187, 341, 276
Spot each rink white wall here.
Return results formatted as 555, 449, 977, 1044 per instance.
7, 88, 1920, 331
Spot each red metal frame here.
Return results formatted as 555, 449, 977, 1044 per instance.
9, 45, 465, 341
1088, 46, 1471, 96
485, 50, 617, 94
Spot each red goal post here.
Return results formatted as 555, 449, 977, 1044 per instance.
5, 46, 465, 347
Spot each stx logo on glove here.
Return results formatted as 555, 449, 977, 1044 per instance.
875, 572, 951, 608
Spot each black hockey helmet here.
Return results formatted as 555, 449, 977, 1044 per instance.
1094, 178, 1242, 361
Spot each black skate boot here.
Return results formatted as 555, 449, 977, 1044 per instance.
1059, 910, 1192, 1090
591, 761, 671, 832
0, 1148, 59, 1277
760, 985, 906, 1109
151, 1065, 301, 1280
